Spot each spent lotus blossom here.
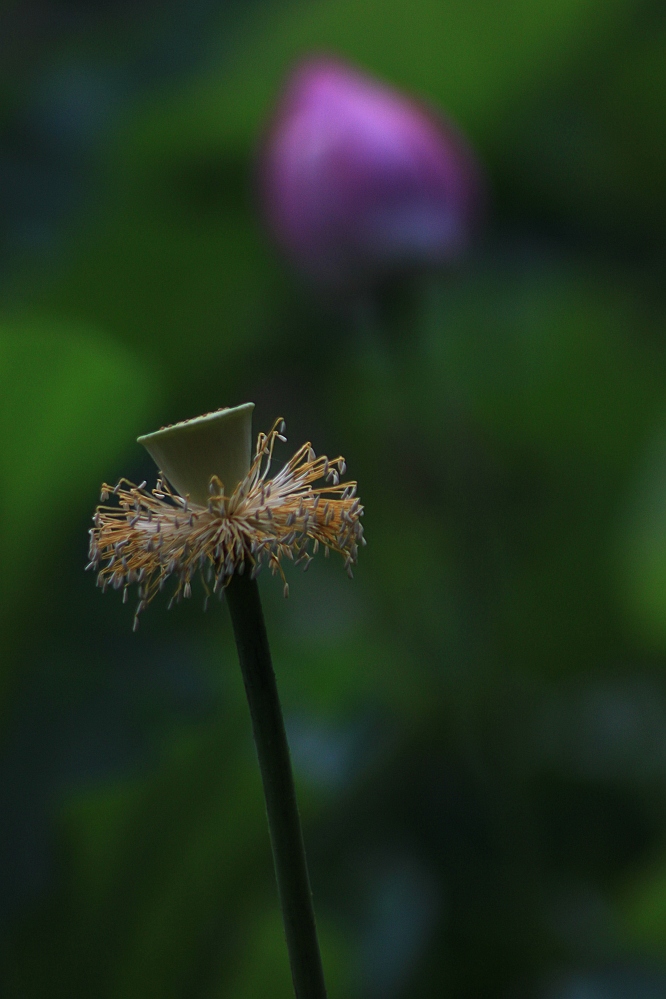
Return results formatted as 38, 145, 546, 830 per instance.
87, 401, 356, 997
87, 404, 365, 629
260, 56, 482, 290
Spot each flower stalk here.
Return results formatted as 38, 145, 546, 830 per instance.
87, 405, 364, 999
226, 572, 328, 999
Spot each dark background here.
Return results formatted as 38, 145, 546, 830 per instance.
2, 1, 666, 996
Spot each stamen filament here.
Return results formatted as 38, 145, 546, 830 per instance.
89, 419, 364, 627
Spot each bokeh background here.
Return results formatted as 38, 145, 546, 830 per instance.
2, 1, 666, 996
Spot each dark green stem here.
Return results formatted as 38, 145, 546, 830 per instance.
225, 573, 328, 999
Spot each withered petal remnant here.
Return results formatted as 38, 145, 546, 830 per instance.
87, 419, 365, 629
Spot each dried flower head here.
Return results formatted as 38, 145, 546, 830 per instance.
87, 413, 365, 629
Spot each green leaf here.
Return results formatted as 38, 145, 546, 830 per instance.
421, 268, 663, 465
500, 18, 666, 238
0, 315, 157, 617
618, 423, 666, 649
617, 856, 666, 959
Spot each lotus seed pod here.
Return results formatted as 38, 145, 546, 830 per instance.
138, 403, 254, 506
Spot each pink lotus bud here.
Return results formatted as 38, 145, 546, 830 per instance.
260, 57, 482, 290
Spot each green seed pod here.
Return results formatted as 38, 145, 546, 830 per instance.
137, 403, 255, 506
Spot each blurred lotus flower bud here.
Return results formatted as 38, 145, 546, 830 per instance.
260, 57, 482, 290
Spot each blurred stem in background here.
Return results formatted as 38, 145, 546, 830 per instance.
226, 573, 328, 999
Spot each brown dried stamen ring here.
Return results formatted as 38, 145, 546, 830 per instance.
87, 419, 365, 629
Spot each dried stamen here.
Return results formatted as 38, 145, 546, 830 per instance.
88, 420, 365, 627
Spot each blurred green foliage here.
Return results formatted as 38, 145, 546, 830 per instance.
3, 0, 666, 997
0, 319, 156, 621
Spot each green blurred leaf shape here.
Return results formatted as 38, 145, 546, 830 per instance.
0, 316, 156, 612
416, 270, 666, 664
422, 269, 663, 464
13, 722, 266, 998
39, 707, 341, 999
501, 18, 666, 236
617, 857, 666, 960
103, 732, 267, 999
331, 268, 664, 674
31, 167, 277, 392
618, 423, 666, 649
